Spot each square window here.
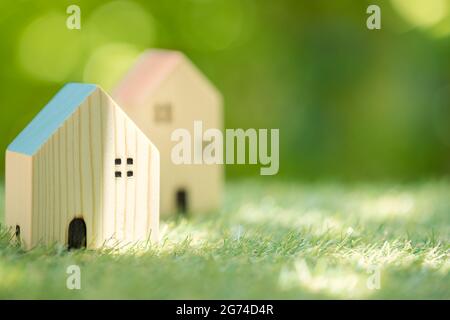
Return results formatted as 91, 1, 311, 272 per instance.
127, 158, 134, 165
127, 171, 134, 177
115, 158, 122, 165
115, 171, 122, 178
154, 103, 172, 123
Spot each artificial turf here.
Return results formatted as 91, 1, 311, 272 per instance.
0, 180, 448, 299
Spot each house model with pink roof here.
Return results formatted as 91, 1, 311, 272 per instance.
113, 50, 223, 217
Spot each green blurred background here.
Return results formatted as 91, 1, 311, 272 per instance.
0, 0, 449, 181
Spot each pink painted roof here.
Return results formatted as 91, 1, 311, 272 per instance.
113, 50, 184, 106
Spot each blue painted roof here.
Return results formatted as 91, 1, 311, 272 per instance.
7, 83, 98, 156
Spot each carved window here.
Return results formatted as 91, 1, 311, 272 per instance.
154, 103, 172, 123
114, 157, 134, 178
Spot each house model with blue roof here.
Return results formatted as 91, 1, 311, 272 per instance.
5, 83, 160, 249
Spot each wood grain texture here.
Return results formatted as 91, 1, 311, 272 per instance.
5, 151, 33, 248
6, 85, 159, 249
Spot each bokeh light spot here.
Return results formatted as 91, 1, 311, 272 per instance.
83, 43, 140, 90
18, 12, 82, 82
430, 16, 450, 38
179, 0, 245, 52
85, 1, 156, 49
391, 0, 448, 28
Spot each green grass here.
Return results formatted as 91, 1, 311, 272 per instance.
0, 180, 449, 299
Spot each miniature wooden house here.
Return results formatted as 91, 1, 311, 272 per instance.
113, 50, 223, 217
5, 83, 160, 249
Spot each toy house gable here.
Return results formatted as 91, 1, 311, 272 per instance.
114, 50, 222, 110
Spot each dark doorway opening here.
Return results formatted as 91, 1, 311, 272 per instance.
68, 218, 87, 250
176, 189, 188, 214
